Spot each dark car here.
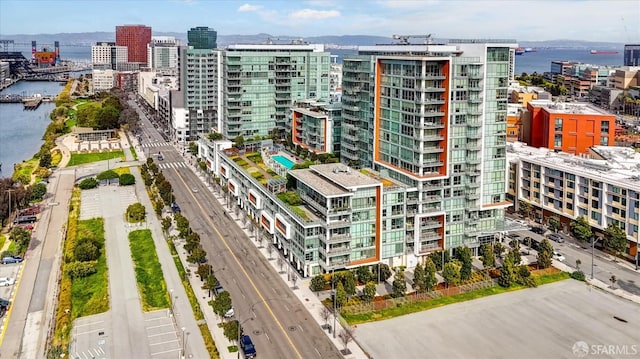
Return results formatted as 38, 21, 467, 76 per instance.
171, 203, 181, 213
0, 298, 10, 317
2, 256, 23, 264
14, 215, 37, 224
240, 334, 257, 359
531, 227, 545, 235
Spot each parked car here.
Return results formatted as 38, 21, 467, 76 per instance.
240, 334, 257, 359
171, 203, 181, 213
13, 215, 37, 224
214, 284, 225, 296
0, 298, 10, 318
1, 256, 23, 264
0, 277, 15, 287
531, 227, 545, 235
553, 251, 566, 261
548, 233, 564, 243
224, 307, 235, 318
507, 233, 521, 240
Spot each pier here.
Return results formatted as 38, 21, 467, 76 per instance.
23, 97, 43, 110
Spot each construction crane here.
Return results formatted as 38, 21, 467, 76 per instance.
392, 34, 433, 45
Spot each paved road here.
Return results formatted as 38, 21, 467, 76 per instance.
130, 100, 342, 359
0, 169, 74, 358
357, 280, 640, 359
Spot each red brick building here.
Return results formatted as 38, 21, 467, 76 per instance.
116, 25, 152, 64
526, 100, 615, 155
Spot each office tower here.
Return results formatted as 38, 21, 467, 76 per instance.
341, 38, 518, 255
623, 44, 640, 66
188, 26, 217, 50
222, 42, 330, 139
116, 25, 152, 64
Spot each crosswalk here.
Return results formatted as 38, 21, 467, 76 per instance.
157, 162, 188, 170
140, 142, 171, 148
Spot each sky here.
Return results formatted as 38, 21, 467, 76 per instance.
0, 0, 638, 42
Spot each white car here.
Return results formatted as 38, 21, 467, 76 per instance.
552, 251, 566, 262
224, 307, 235, 318
0, 277, 15, 287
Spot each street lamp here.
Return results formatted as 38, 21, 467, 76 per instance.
170, 289, 175, 314
332, 268, 336, 339
181, 327, 187, 358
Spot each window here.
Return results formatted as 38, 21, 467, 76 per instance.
555, 118, 563, 131
554, 134, 562, 147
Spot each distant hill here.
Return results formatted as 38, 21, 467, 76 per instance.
0, 32, 625, 49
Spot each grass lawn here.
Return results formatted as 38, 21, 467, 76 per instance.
342, 270, 571, 325
68, 151, 124, 166
112, 167, 130, 176
12, 158, 38, 183
129, 146, 138, 161
199, 323, 220, 359
0, 234, 6, 251
51, 149, 62, 167
129, 229, 170, 311
65, 118, 77, 131
71, 218, 109, 318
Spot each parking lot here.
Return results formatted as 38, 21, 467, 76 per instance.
356, 280, 640, 359
144, 310, 182, 358
0, 262, 21, 322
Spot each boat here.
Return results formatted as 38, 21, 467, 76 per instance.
590, 50, 619, 55
524, 47, 534, 52
515, 47, 525, 55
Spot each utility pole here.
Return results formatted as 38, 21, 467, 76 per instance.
332, 268, 336, 338
7, 189, 14, 227
591, 236, 602, 280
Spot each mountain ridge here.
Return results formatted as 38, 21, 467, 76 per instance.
0, 32, 627, 49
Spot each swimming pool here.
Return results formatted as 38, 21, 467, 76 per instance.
273, 155, 295, 170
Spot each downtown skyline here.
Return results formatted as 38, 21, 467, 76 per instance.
0, 0, 639, 43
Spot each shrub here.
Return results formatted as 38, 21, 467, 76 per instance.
119, 173, 135, 186
570, 270, 586, 281
66, 260, 98, 278
310, 274, 327, 292
96, 170, 119, 181
78, 177, 98, 189
74, 241, 100, 261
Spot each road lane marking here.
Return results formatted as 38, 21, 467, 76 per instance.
173, 169, 303, 359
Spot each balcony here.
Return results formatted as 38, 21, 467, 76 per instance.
466, 191, 480, 200
421, 220, 442, 229
419, 243, 441, 253
416, 98, 446, 105
419, 121, 445, 129
327, 220, 351, 229
422, 110, 446, 118
420, 73, 447, 80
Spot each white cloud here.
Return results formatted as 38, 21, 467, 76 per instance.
304, 0, 338, 6
288, 9, 340, 20
238, 3, 262, 12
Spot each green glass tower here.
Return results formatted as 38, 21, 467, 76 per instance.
188, 26, 217, 50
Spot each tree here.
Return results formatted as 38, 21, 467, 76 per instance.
119, 173, 135, 186
537, 238, 554, 269
362, 282, 376, 303
9, 227, 32, 250
291, 274, 298, 289
480, 243, 495, 269
334, 282, 347, 308
392, 268, 407, 298
97, 170, 119, 181
575, 259, 582, 271
320, 306, 332, 329
338, 326, 355, 353
605, 223, 627, 259
342, 271, 357, 298
412, 262, 426, 293
196, 264, 213, 281
74, 241, 99, 262
202, 274, 219, 298
161, 216, 172, 233
428, 250, 450, 271
424, 257, 437, 292
548, 216, 560, 233
210, 291, 232, 319
494, 242, 505, 259
498, 253, 515, 287
277, 257, 285, 273
375, 263, 392, 282
187, 247, 207, 264
222, 320, 239, 343
442, 262, 460, 288
233, 135, 245, 148
126, 202, 146, 222
356, 266, 373, 284
310, 274, 327, 292
570, 216, 593, 242
515, 264, 536, 288
78, 177, 98, 189
456, 246, 473, 282
267, 244, 274, 260
510, 241, 522, 265
518, 200, 532, 219
30, 183, 47, 201
39, 152, 52, 168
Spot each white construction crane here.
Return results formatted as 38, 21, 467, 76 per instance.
392, 34, 433, 45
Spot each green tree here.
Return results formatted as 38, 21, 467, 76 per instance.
480, 243, 496, 269
498, 252, 515, 287
412, 262, 426, 293
392, 268, 407, 298
362, 282, 376, 303
119, 173, 135, 186
202, 273, 219, 298
97, 170, 119, 181
223, 320, 239, 343
233, 135, 245, 148
39, 152, 52, 168
161, 216, 172, 233
442, 262, 460, 288
537, 238, 554, 269
518, 200, 532, 219
334, 282, 347, 308
30, 182, 47, 201
356, 266, 373, 284
207, 132, 224, 141
9, 227, 31, 250
375, 263, 392, 282
342, 271, 357, 298
196, 264, 213, 281
78, 177, 98, 189
310, 274, 327, 292
548, 216, 560, 233
456, 246, 473, 281
570, 216, 593, 242
126, 202, 146, 222
494, 242, 505, 259
424, 257, 437, 292
210, 291, 232, 319
509, 241, 522, 265
74, 241, 99, 262
605, 223, 627, 259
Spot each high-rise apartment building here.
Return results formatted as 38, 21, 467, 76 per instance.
147, 36, 180, 75
188, 26, 217, 50
341, 39, 517, 255
116, 25, 152, 64
91, 42, 128, 70
222, 43, 330, 139
624, 44, 640, 66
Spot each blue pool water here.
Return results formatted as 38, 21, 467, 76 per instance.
273, 155, 295, 169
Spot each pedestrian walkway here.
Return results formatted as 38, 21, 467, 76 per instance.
157, 162, 188, 170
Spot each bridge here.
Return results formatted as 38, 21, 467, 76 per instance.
0, 94, 56, 103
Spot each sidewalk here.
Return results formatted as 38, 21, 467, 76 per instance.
187, 162, 368, 358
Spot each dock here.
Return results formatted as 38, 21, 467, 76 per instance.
23, 97, 42, 110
